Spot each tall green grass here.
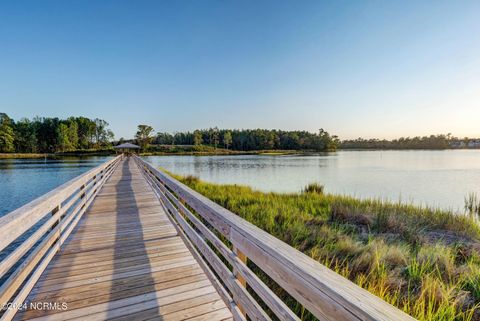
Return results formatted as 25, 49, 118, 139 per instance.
174, 173, 480, 321
465, 192, 480, 220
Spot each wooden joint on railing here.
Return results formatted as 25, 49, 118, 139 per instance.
50, 205, 61, 230
233, 246, 247, 287
80, 184, 86, 199
233, 245, 248, 316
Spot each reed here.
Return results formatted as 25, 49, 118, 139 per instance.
465, 192, 480, 219
302, 182, 325, 194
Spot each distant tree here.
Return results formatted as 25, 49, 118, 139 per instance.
209, 127, 220, 149
171, 131, 177, 146
57, 123, 74, 152
135, 124, 154, 150
193, 130, 203, 146
14, 118, 37, 152
329, 135, 340, 150
0, 114, 116, 153
223, 131, 232, 149
67, 119, 79, 150
35, 117, 60, 153
159, 128, 338, 152
155, 132, 174, 145
93, 119, 113, 147
0, 113, 15, 152
76, 117, 96, 149
340, 134, 453, 150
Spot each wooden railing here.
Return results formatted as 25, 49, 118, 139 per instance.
135, 156, 417, 321
0, 155, 121, 320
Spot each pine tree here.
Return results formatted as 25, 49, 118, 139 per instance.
0, 113, 15, 152
193, 130, 203, 145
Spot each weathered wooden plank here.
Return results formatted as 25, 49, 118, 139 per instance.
37, 251, 193, 281
28, 286, 218, 321
28, 266, 205, 307
18, 279, 213, 320
111, 293, 223, 321
53, 238, 184, 260
149, 299, 227, 321
185, 307, 233, 321
41, 248, 189, 275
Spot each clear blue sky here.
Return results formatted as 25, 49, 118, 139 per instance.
1, 1, 479, 139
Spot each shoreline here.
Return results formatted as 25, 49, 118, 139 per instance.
2, 148, 479, 159
0, 150, 303, 159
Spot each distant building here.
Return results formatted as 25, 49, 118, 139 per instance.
450, 139, 480, 149
467, 140, 480, 148
450, 140, 466, 148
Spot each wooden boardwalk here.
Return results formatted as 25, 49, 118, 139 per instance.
1, 155, 416, 321
14, 158, 232, 321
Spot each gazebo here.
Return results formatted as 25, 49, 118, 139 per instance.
113, 142, 141, 155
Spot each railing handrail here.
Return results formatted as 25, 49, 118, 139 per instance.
0, 156, 121, 253
135, 156, 416, 321
0, 155, 121, 321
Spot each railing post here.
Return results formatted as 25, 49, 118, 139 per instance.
50, 204, 61, 231
233, 245, 247, 316
80, 183, 86, 200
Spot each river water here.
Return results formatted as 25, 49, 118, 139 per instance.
1, 151, 479, 217
0, 157, 112, 217
142, 150, 480, 212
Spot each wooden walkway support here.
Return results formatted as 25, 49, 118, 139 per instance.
0, 156, 417, 321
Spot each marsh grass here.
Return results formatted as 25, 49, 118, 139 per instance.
172, 172, 480, 321
0, 153, 49, 159
302, 183, 325, 194
465, 193, 480, 219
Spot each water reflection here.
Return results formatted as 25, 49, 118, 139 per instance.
0, 156, 111, 216
143, 150, 480, 212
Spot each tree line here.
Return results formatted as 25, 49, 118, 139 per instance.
149, 127, 339, 151
340, 134, 457, 150
0, 113, 114, 153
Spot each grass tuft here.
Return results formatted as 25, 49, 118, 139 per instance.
302, 183, 325, 194
465, 192, 480, 219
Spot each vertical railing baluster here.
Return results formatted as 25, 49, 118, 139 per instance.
233, 245, 247, 316
50, 204, 61, 231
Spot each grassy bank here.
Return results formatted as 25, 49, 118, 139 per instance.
0, 149, 115, 159
173, 175, 480, 321
0, 153, 50, 159
1, 148, 301, 159
141, 144, 299, 156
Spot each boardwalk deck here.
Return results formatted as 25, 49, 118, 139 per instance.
1, 155, 417, 321
14, 158, 232, 321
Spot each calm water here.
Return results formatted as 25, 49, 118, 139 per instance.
143, 150, 480, 212
0, 157, 111, 217
1, 151, 479, 216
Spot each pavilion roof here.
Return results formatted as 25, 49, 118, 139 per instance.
113, 142, 141, 149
